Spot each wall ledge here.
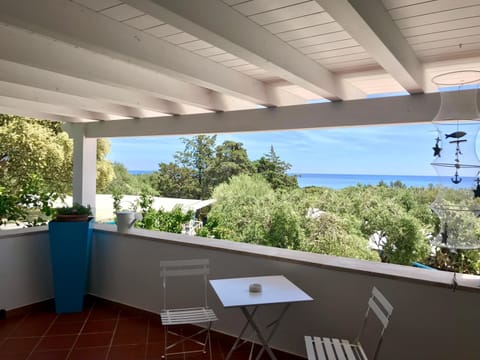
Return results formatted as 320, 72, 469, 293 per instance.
94, 224, 480, 293
0, 225, 48, 239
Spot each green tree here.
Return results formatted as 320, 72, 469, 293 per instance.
96, 139, 115, 192
206, 174, 275, 244
0, 114, 118, 225
254, 146, 298, 190
298, 184, 436, 264
105, 163, 135, 195
0, 115, 73, 194
202, 174, 378, 261
382, 215, 430, 265
207, 140, 254, 186
155, 137, 296, 199
0, 114, 114, 196
302, 212, 379, 261
361, 199, 430, 265
174, 135, 216, 199
157, 162, 198, 198
265, 191, 306, 249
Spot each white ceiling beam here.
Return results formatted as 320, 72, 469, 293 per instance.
82, 90, 461, 138
0, 59, 187, 116
0, 96, 111, 121
132, 0, 351, 101
314, 0, 426, 94
0, 81, 140, 119
0, 106, 88, 123
0, 0, 303, 107
0, 24, 222, 112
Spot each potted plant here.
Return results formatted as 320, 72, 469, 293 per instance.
54, 203, 92, 222
48, 203, 94, 313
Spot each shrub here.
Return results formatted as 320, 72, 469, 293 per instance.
302, 212, 379, 261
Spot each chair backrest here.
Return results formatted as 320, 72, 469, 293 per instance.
160, 259, 211, 310
355, 286, 394, 360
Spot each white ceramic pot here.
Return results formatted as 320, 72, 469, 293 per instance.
116, 211, 142, 233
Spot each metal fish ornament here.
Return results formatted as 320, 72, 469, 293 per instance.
445, 131, 466, 139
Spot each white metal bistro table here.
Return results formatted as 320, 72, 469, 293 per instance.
209, 275, 313, 360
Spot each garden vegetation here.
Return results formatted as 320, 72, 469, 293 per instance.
1, 115, 479, 274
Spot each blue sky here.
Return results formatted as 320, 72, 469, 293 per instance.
107, 87, 480, 176
106, 123, 440, 176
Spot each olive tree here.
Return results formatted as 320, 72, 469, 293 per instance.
206, 174, 275, 244
0, 115, 73, 194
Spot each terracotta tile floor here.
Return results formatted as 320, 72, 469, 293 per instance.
0, 300, 304, 359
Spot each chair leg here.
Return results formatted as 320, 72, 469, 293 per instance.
162, 323, 214, 359
207, 322, 213, 360
163, 324, 168, 359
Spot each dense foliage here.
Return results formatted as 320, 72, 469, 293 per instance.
200, 175, 383, 261
0, 114, 113, 224
199, 174, 277, 243
199, 174, 480, 274
0, 115, 72, 195
96, 138, 116, 193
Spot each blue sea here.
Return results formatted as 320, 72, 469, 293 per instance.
129, 170, 476, 190
293, 173, 476, 190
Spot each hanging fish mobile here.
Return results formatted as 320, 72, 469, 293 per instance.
432, 131, 471, 184
446, 131, 467, 185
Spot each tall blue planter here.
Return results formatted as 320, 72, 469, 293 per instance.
48, 218, 94, 313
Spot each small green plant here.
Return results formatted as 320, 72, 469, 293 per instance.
0, 187, 25, 225
55, 203, 92, 216
136, 205, 194, 234
112, 190, 123, 213
428, 248, 480, 275
112, 192, 138, 215
0, 178, 61, 227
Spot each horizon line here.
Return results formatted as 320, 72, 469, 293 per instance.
127, 170, 441, 177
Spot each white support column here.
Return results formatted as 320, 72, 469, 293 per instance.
64, 123, 97, 216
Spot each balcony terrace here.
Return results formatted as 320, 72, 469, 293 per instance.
2, 1, 480, 358
2, 225, 479, 359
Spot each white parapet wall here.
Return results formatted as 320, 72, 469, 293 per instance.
90, 224, 480, 360
0, 227, 53, 310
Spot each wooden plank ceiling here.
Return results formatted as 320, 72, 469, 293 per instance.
0, 0, 478, 125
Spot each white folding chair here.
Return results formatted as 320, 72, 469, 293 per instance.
160, 259, 218, 359
305, 286, 393, 360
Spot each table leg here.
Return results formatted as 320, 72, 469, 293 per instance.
240, 307, 278, 360
255, 303, 291, 360
225, 306, 259, 360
